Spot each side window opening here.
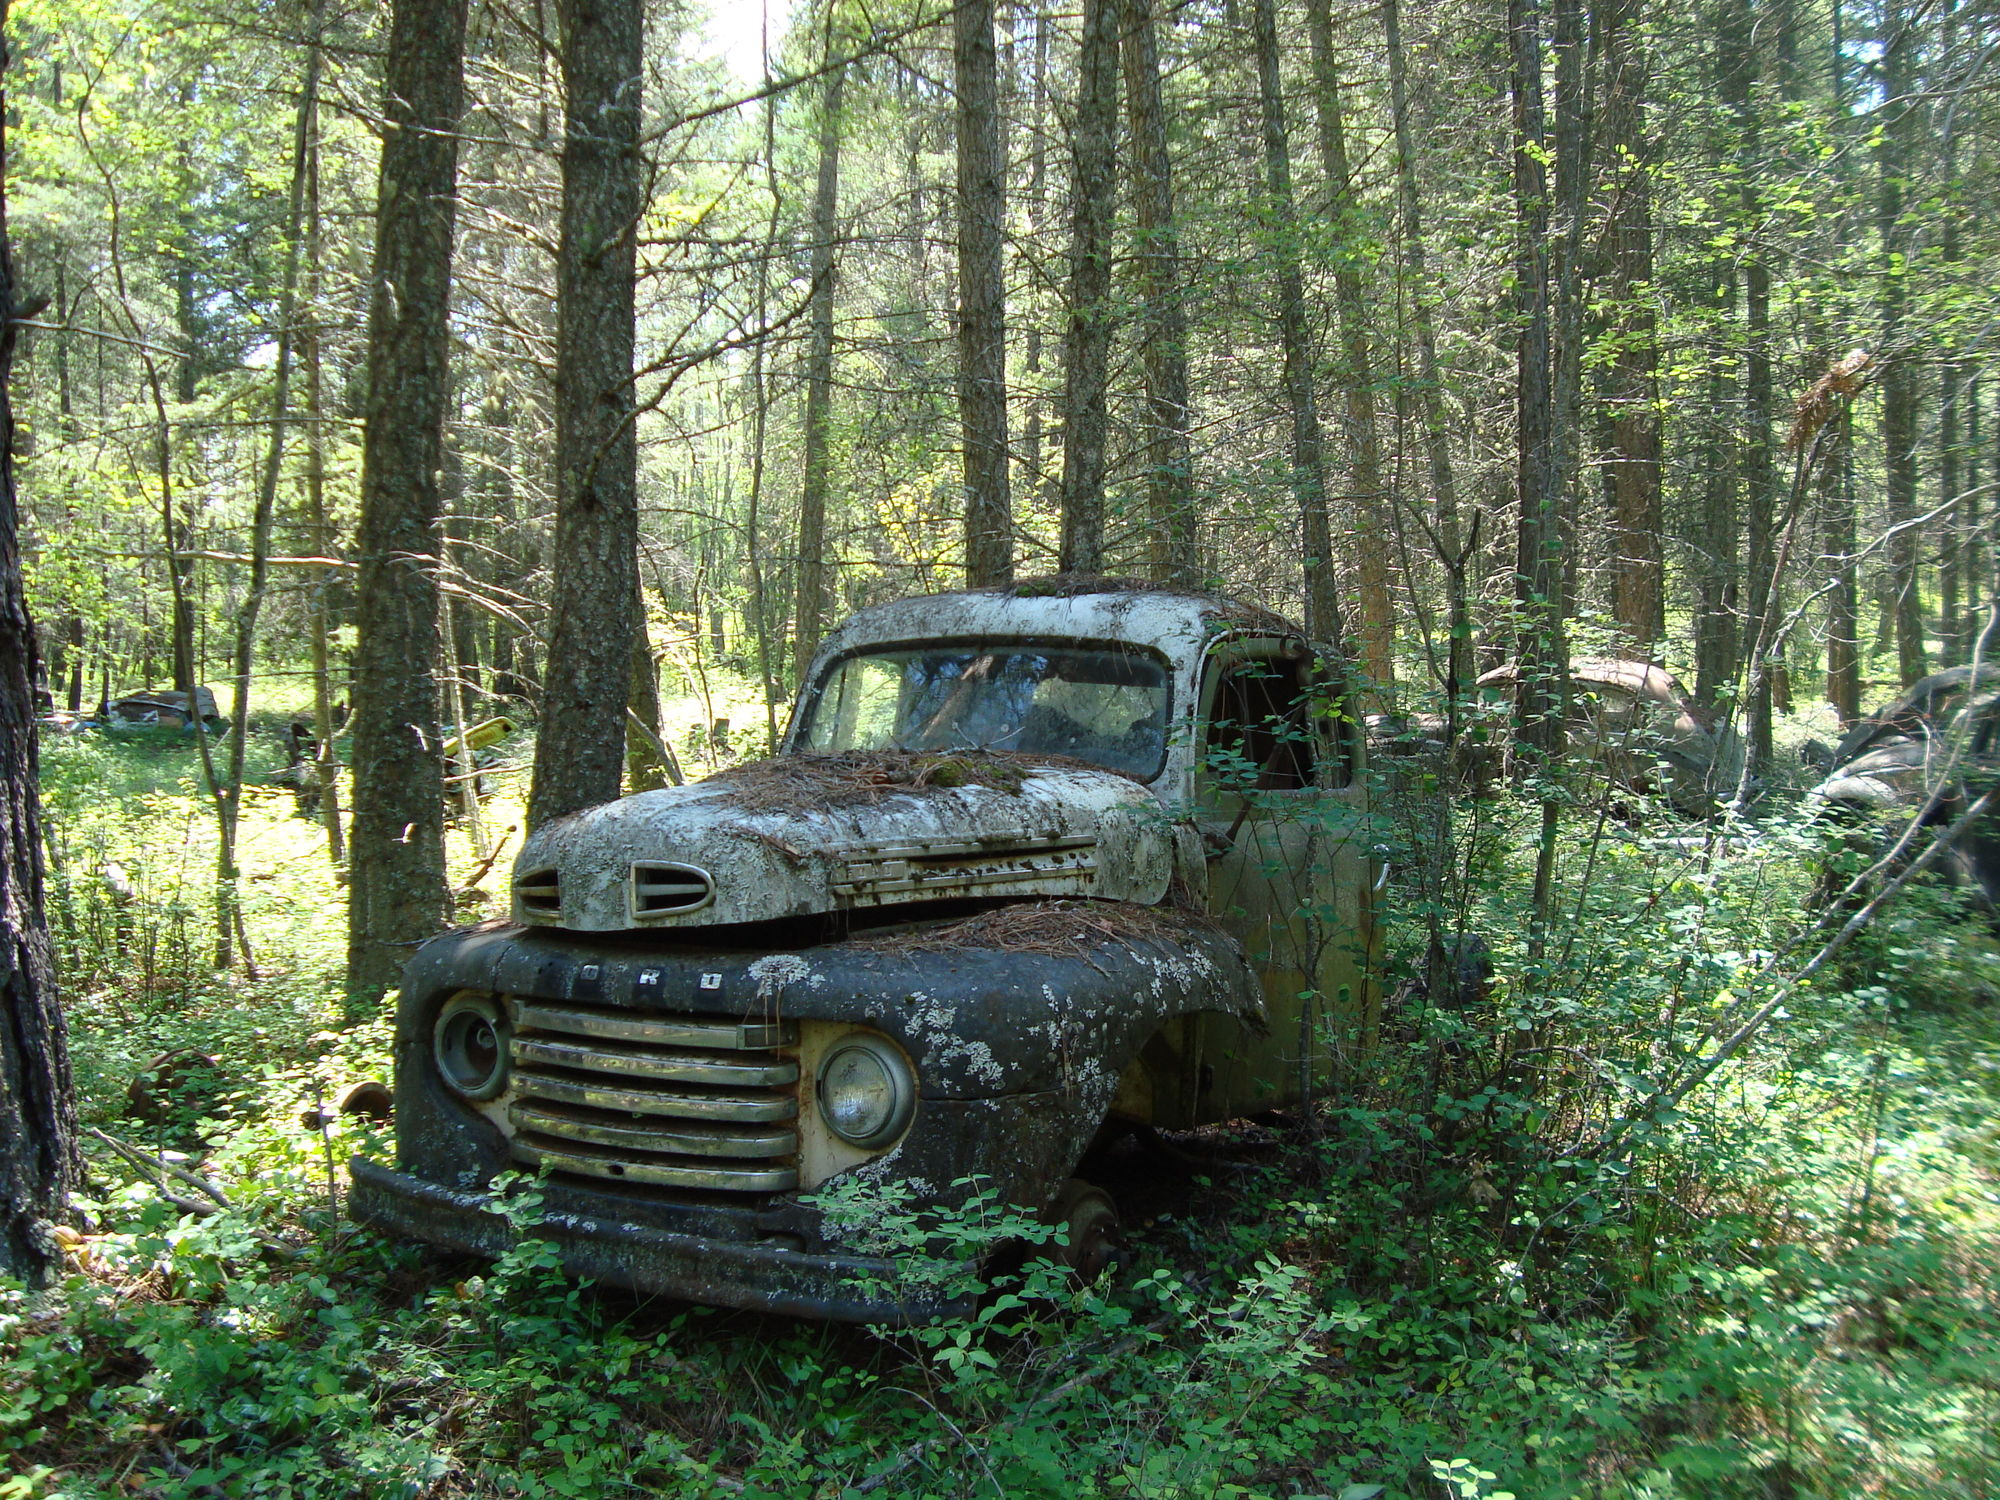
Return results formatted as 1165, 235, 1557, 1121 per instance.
1200, 648, 1351, 794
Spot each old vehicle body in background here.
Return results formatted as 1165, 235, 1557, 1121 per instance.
351, 581, 1380, 1320
1811, 665, 2000, 913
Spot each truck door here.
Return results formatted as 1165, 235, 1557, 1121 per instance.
1186, 638, 1378, 1123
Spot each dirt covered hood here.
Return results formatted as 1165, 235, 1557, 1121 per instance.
509, 752, 1179, 932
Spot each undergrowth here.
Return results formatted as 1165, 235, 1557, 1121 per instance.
5, 727, 2000, 1497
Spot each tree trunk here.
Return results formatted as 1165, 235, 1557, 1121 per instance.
218, 3, 323, 970
1877, 3, 1925, 688
1120, 0, 1197, 586
63, 616, 81, 715
1691, 11, 1740, 709
1381, 0, 1466, 696
346, 0, 467, 1004
1964, 378, 1986, 656
1936, 6, 1962, 668
1250, 0, 1339, 645
1058, 0, 1117, 575
1549, 0, 1588, 628
1305, 0, 1392, 689
793, 64, 843, 680
745, 79, 784, 748
170, 154, 199, 707
1509, 0, 1568, 946
530, 0, 643, 828
1722, 0, 1777, 769
626, 585, 671, 794
302, 352, 348, 873
1824, 401, 1860, 724
955, 0, 1013, 586
0, 15, 80, 1279
1022, 10, 1050, 527
1509, 0, 1561, 736
1600, 0, 1662, 652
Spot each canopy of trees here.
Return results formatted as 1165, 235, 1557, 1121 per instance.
8, 0, 1991, 791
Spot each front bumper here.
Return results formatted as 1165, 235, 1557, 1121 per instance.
349, 1158, 974, 1324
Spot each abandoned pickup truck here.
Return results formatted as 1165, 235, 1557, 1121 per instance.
351, 580, 1380, 1320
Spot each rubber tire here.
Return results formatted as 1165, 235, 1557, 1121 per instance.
1046, 1178, 1125, 1284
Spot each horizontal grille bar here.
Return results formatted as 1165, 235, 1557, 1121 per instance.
510, 1100, 794, 1158
515, 1035, 798, 1088
514, 1001, 793, 1052
515, 1135, 799, 1193
512, 1070, 796, 1122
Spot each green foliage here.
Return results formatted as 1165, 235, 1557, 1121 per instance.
13, 714, 2000, 1497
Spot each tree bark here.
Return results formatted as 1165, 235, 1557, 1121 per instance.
744, 70, 783, 748
1877, 2, 1925, 688
1120, 0, 1197, 586
1509, 0, 1562, 738
1824, 401, 1860, 724
1724, 0, 1777, 767
1022, 10, 1050, 527
301, 103, 344, 866
626, 584, 670, 794
170, 147, 199, 707
1936, 3, 1963, 667
1964, 378, 1986, 656
1250, 0, 1339, 645
1305, 0, 1392, 688
1509, 0, 1569, 947
346, 0, 467, 1003
955, 0, 1013, 586
1381, 0, 1466, 695
218, 1, 323, 970
1058, 0, 1118, 575
793, 63, 843, 679
530, 0, 643, 828
1600, 0, 1662, 651
0, 6, 80, 1280
1692, 4, 1741, 709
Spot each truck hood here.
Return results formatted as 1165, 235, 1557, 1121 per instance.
510, 754, 1179, 932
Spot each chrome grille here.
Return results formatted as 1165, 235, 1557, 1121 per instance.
506, 999, 799, 1193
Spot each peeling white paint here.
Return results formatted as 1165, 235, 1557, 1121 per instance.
749, 954, 814, 998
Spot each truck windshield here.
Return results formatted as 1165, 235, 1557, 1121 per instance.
800, 644, 1171, 779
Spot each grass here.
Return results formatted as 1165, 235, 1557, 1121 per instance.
6, 694, 2000, 1498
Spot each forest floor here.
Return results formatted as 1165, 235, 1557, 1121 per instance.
5, 693, 2000, 1499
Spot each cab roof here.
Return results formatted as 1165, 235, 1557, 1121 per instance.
812, 577, 1307, 665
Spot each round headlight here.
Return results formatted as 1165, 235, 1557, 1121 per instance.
817, 1035, 915, 1149
434, 994, 511, 1101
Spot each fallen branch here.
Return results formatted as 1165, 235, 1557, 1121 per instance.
88, 1127, 298, 1258
458, 827, 516, 891
90, 1126, 233, 1210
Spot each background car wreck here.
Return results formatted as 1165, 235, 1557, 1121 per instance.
1812, 664, 2000, 913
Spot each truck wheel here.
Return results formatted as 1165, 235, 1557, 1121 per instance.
1047, 1178, 1124, 1283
